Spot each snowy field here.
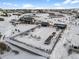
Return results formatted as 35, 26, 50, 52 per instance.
0, 42, 46, 59
5, 23, 63, 58
0, 15, 47, 59
0, 13, 79, 59
13, 26, 61, 51
7, 24, 38, 37
50, 18, 79, 59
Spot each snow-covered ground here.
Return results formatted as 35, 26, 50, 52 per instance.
50, 18, 79, 59
0, 12, 79, 59
0, 42, 46, 59
12, 26, 61, 50
5, 25, 63, 58
0, 15, 47, 59
5, 24, 38, 37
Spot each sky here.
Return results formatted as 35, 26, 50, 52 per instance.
0, 0, 79, 9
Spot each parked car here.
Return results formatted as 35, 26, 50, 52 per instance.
0, 18, 4, 21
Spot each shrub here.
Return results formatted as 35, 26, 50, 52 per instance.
0, 42, 11, 54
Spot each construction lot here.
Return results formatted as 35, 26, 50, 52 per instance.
0, 9, 79, 59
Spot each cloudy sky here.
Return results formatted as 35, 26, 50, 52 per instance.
0, 0, 79, 9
